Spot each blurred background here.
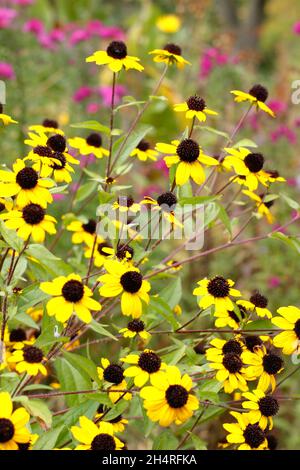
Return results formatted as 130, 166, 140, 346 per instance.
1, 0, 300, 449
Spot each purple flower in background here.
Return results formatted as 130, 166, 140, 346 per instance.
293, 21, 300, 34
97, 85, 126, 106
73, 86, 93, 103
38, 32, 55, 50
268, 100, 287, 115
0, 62, 15, 80
49, 27, 65, 43
154, 159, 169, 177
53, 193, 66, 201
11, 0, 34, 5
270, 125, 297, 144
200, 47, 238, 79
69, 28, 90, 46
23, 18, 44, 35
86, 20, 124, 40
86, 102, 100, 114
268, 276, 281, 288
0, 8, 17, 28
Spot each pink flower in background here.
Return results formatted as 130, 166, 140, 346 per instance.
270, 125, 297, 144
38, 32, 55, 50
23, 18, 44, 35
53, 193, 66, 201
11, 0, 34, 5
97, 85, 126, 106
73, 86, 93, 103
268, 100, 287, 115
154, 160, 169, 177
268, 276, 281, 288
79, 155, 96, 167
0, 8, 17, 28
86, 20, 124, 40
141, 185, 163, 198
293, 21, 300, 34
0, 62, 15, 80
294, 118, 300, 127
49, 27, 65, 43
86, 102, 100, 114
69, 28, 90, 46
200, 47, 238, 79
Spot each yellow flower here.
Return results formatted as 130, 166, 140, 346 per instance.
95, 411, 128, 433
223, 411, 268, 450
156, 139, 218, 186
86, 41, 143, 73
156, 14, 181, 33
0, 203, 57, 242
0, 392, 31, 450
0, 105, 17, 126
242, 389, 279, 430
40, 273, 101, 323
68, 134, 109, 159
242, 190, 275, 224
71, 417, 124, 450
223, 147, 267, 191
206, 337, 245, 362
173, 304, 182, 316
98, 260, 150, 318
231, 84, 275, 117
141, 193, 182, 228
237, 292, 272, 319
119, 319, 151, 341
260, 169, 285, 185
84, 239, 113, 268
121, 349, 166, 387
66, 218, 98, 245
8, 343, 47, 376
26, 306, 43, 323
193, 276, 241, 313
0, 159, 54, 208
130, 140, 158, 162
174, 95, 218, 122
149, 43, 190, 68
112, 196, 141, 213
242, 345, 284, 392
29, 119, 64, 135
140, 365, 199, 426
272, 306, 300, 355
97, 358, 131, 403
214, 305, 247, 329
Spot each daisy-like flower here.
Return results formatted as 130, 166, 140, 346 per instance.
242, 190, 275, 224
17, 433, 39, 451
98, 260, 150, 318
214, 305, 247, 329
142, 192, 182, 227
0, 392, 31, 450
119, 319, 151, 341
230, 84, 275, 117
8, 343, 47, 376
95, 408, 128, 433
71, 417, 124, 451
130, 140, 158, 162
242, 345, 284, 391
112, 195, 141, 213
0, 203, 57, 242
0, 159, 54, 208
242, 389, 279, 430
193, 276, 241, 313
68, 133, 109, 159
237, 292, 272, 319
260, 169, 285, 185
223, 411, 268, 450
26, 306, 43, 323
84, 239, 112, 268
149, 43, 190, 68
86, 40, 144, 72
272, 306, 300, 355
66, 218, 98, 245
40, 273, 101, 324
121, 349, 165, 387
156, 14, 181, 33
174, 95, 218, 122
223, 147, 267, 191
29, 119, 64, 135
97, 358, 131, 403
206, 337, 244, 362
0, 104, 17, 126
156, 138, 218, 186
140, 365, 199, 426
6, 328, 29, 349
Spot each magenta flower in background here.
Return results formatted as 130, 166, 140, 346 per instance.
268, 100, 287, 115
53, 193, 66, 201
268, 276, 281, 289
79, 155, 96, 167
73, 86, 93, 103
11, 0, 34, 5
270, 125, 297, 144
293, 21, 300, 34
154, 160, 169, 177
200, 47, 238, 79
23, 18, 44, 35
86, 20, 124, 40
0, 62, 15, 80
97, 85, 126, 106
38, 32, 55, 50
49, 27, 65, 43
86, 102, 101, 114
69, 28, 90, 46
0, 8, 17, 28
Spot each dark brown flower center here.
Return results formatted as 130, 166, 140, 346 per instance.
164, 43, 182, 56
137, 139, 150, 151
0, 203, 5, 213
138, 352, 161, 373
109, 414, 122, 424
18, 442, 31, 450
244, 335, 263, 352
186, 95, 206, 111
244, 153, 264, 173
82, 219, 97, 234
0, 418, 14, 443
86, 133, 102, 148
249, 84, 268, 103
118, 196, 134, 208
22, 204, 45, 225
222, 340, 243, 356
157, 192, 177, 211
258, 396, 279, 417
262, 354, 283, 375
165, 384, 188, 408
294, 319, 300, 339
106, 41, 127, 59
91, 433, 116, 451
33, 145, 53, 157
62, 279, 84, 302
222, 352, 243, 373
42, 119, 58, 129
9, 328, 26, 342
16, 167, 38, 189
47, 134, 66, 153
207, 276, 230, 298
250, 292, 268, 308
103, 364, 124, 384
116, 244, 134, 260
23, 345, 43, 363
127, 319, 145, 332
120, 271, 143, 293
176, 138, 199, 162
243, 423, 265, 449
228, 305, 247, 323
50, 152, 66, 170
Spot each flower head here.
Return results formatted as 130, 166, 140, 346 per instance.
223, 411, 268, 450
231, 85, 275, 117
242, 389, 279, 430
71, 417, 124, 450
174, 95, 218, 122
121, 349, 165, 387
86, 41, 144, 72
119, 319, 151, 341
0, 392, 31, 450
68, 134, 109, 159
149, 44, 190, 68
272, 306, 300, 355
193, 276, 241, 313
97, 358, 131, 403
8, 343, 47, 376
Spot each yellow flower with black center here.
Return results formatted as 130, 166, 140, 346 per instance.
130, 139, 158, 162
223, 411, 268, 450
141, 192, 182, 228
140, 365, 199, 426
112, 195, 141, 213
174, 95, 218, 122
237, 292, 272, 319
98, 260, 150, 318
0, 203, 57, 242
40, 273, 101, 324
6, 327, 29, 349
119, 319, 151, 341
149, 43, 190, 68
0, 159, 54, 208
29, 119, 64, 135
193, 276, 241, 313
0, 197, 13, 213
242, 345, 284, 391
8, 343, 47, 376
272, 306, 300, 355
68, 133, 109, 159
67, 218, 98, 245
0, 104, 17, 126
84, 239, 113, 268
223, 147, 267, 191
260, 169, 285, 185
0, 392, 31, 450
156, 14, 181, 33
97, 358, 131, 403
214, 305, 247, 329
156, 139, 218, 186
242, 389, 279, 430
206, 338, 248, 393
71, 417, 124, 451
121, 349, 165, 387
231, 84, 275, 117
86, 40, 143, 72
95, 407, 128, 433
242, 190, 275, 224
17, 433, 39, 450
26, 306, 43, 323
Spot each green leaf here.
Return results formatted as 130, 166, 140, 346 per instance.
197, 126, 229, 139
149, 297, 179, 330
280, 192, 300, 210
33, 425, 65, 450
115, 125, 152, 166
75, 181, 97, 203
233, 138, 258, 148
191, 434, 207, 450
18, 397, 52, 427
0, 220, 23, 251
103, 400, 129, 421
55, 357, 93, 407
159, 278, 182, 309
216, 203, 232, 237
179, 195, 219, 206
244, 319, 274, 331
153, 430, 178, 450
270, 232, 300, 254
89, 320, 118, 340
70, 120, 110, 134
63, 351, 99, 383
